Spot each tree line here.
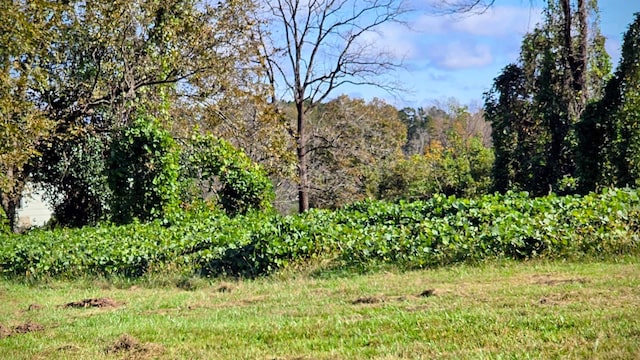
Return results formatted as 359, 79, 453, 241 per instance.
1, 0, 639, 233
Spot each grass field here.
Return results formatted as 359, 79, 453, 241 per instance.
1, 258, 639, 359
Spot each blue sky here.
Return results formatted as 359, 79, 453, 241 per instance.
343, 0, 640, 109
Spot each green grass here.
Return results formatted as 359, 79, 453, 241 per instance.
1, 258, 639, 359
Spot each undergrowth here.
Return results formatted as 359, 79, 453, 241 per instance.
1, 188, 639, 279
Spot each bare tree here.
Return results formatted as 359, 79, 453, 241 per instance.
425, 0, 496, 14
260, 0, 409, 212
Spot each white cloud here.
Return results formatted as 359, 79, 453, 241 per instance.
414, 5, 543, 37
399, 4, 545, 71
431, 42, 493, 69
359, 22, 419, 60
452, 6, 543, 36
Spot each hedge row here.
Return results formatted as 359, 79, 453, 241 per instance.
1, 189, 639, 278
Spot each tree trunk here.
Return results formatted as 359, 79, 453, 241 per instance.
296, 100, 309, 213
5, 198, 18, 233
561, 0, 574, 105
1, 168, 21, 233
576, 0, 588, 109
562, 0, 588, 117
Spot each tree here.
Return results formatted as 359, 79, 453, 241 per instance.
305, 96, 406, 208
485, 59, 551, 195
536, 0, 592, 189
2, 0, 267, 227
379, 105, 493, 201
398, 107, 431, 155
108, 117, 180, 224
32, 132, 111, 227
182, 134, 275, 215
577, 13, 640, 190
260, 0, 409, 212
399, 101, 492, 156
484, 0, 610, 195
0, 0, 58, 231
609, 13, 640, 187
35, 0, 263, 130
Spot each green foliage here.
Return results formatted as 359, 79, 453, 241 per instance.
576, 13, 640, 191
576, 101, 607, 191
1, 0, 265, 228
182, 134, 275, 215
0, 207, 8, 234
378, 141, 493, 201
0, 0, 58, 232
485, 1, 611, 196
32, 131, 111, 227
108, 117, 180, 224
380, 108, 494, 201
398, 106, 435, 155
306, 96, 407, 208
1, 188, 638, 279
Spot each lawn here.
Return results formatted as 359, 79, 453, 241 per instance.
1, 258, 639, 359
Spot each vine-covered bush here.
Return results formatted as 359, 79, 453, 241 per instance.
0, 188, 638, 279
33, 132, 112, 227
181, 134, 274, 215
108, 117, 181, 224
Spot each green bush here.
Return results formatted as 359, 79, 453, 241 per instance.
108, 117, 181, 224
181, 134, 274, 215
0, 188, 638, 279
33, 132, 112, 228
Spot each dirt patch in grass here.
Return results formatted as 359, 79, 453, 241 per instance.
538, 292, 579, 306
207, 296, 268, 309
0, 324, 12, 338
27, 303, 43, 311
14, 322, 45, 334
105, 334, 164, 359
352, 290, 437, 305
419, 289, 436, 297
352, 296, 385, 305
56, 344, 81, 352
63, 297, 120, 308
1, 322, 45, 338
106, 334, 142, 353
531, 275, 589, 286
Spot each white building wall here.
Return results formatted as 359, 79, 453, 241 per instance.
16, 183, 53, 229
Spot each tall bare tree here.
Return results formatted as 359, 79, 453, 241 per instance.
260, 0, 409, 212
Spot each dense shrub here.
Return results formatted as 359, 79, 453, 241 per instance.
108, 117, 181, 224
33, 131, 112, 228
0, 188, 638, 278
181, 134, 275, 215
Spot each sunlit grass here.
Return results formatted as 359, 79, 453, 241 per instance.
1, 258, 639, 359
